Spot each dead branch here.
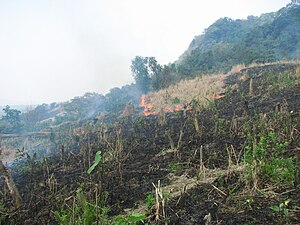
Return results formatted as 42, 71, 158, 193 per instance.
0, 160, 22, 208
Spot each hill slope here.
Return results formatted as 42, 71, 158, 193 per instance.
177, 2, 300, 75
1, 62, 300, 224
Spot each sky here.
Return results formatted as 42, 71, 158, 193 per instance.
0, 0, 291, 105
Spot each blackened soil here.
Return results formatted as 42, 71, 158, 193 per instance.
1, 63, 300, 224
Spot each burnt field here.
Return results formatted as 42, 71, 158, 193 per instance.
1, 63, 300, 224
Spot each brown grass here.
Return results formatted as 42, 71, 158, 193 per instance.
227, 64, 245, 75
0, 147, 17, 164
246, 60, 300, 69
143, 61, 300, 113
146, 73, 227, 112
296, 65, 300, 77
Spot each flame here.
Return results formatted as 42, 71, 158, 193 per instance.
140, 95, 147, 108
140, 95, 156, 116
175, 105, 181, 111
140, 95, 193, 116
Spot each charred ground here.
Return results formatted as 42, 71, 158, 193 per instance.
1, 63, 300, 224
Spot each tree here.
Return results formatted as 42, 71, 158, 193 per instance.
2, 105, 21, 124
151, 65, 176, 90
131, 56, 161, 93
0, 106, 22, 133
105, 87, 126, 112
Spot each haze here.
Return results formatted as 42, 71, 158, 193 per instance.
0, 0, 290, 105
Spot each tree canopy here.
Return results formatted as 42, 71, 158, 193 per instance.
177, 3, 300, 75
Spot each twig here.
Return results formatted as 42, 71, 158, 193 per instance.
211, 184, 227, 197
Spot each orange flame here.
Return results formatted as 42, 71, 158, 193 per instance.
140, 95, 156, 116
175, 105, 181, 111
140, 95, 194, 116
140, 95, 147, 108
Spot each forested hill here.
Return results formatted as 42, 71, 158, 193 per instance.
177, 1, 300, 75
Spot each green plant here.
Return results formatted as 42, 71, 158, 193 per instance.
145, 192, 155, 210
135, 118, 145, 127
270, 199, 291, 219
52, 210, 69, 225
167, 162, 181, 171
228, 187, 237, 196
87, 151, 102, 174
215, 118, 227, 135
204, 97, 216, 111
112, 212, 145, 225
172, 97, 180, 104
244, 132, 296, 188
189, 98, 201, 110
0, 201, 8, 224
163, 190, 172, 200
244, 197, 254, 209
53, 187, 110, 225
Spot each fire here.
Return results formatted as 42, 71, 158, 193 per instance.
140, 95, 156, 116
139, 95, 191, 116
140, 95, 146, 108
175, 105, 181, 111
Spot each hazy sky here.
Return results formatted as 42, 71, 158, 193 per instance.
0, 0, 291, 105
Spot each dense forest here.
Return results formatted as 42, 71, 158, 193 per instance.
177, 1, 300, 75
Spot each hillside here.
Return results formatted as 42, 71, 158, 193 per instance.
177, 1, 300, 75
1, 62, 299, 224
0, 85, 142, 133
1, 2, 300, 224
2, 2, 299, 137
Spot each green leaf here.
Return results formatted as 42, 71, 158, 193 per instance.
270, 205, 280, 212
128, 213, 145, 223
87, 151, 102, 174
284, 199, 291, 206
283, 208, 289, 218
112, 216, 128, 225
113, 222, 127, 225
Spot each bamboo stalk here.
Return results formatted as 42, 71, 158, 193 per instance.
249, 78, 253, 97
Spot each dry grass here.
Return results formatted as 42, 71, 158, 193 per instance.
131, 164, 246, 215
227, 64, 245, 75
141, 61, 300, 113
246, 60, 300, 69
146, 73, 227, 112
296, 65, 300, 77
0, 147, 17, 164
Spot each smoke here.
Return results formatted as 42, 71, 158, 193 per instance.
0, 0, 290, 105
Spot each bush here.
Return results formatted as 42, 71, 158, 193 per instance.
244, 132, 296, 188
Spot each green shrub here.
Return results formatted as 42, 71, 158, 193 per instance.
53, 187, 110, 225
244, 132, 296, 187
145, 192, 155, 210
172, 97, 180, 104
167, 162, 181, 171
112, 213, 145, 225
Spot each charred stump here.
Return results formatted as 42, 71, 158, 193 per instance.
0, 160, 22, 208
